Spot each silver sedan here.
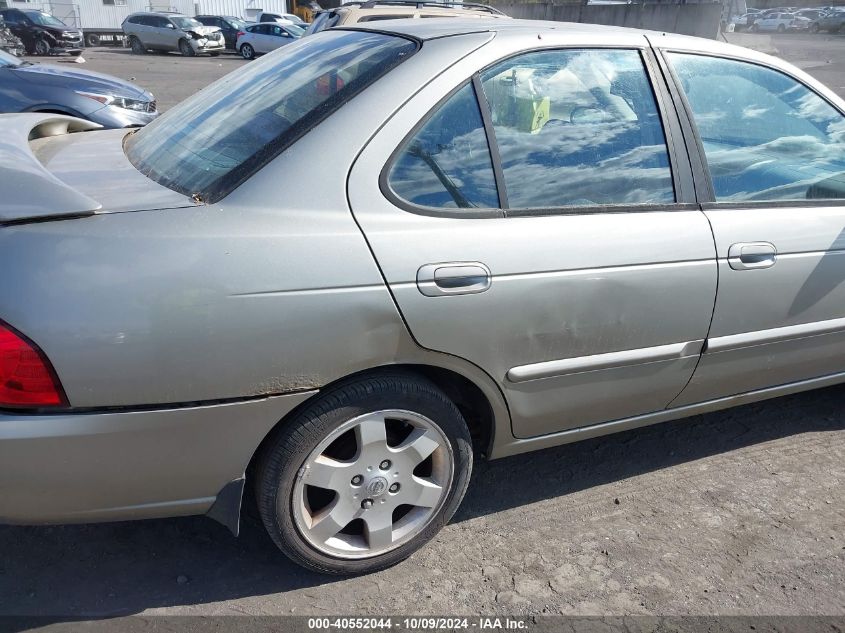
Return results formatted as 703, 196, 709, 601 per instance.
1, 19, 845, 575
236, 22, 303, 59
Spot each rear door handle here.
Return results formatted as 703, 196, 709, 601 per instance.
728, 242, 777, 270
417, 262, 491, 297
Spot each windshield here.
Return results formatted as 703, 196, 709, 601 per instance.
23, 11, 67, 27
171, 16, 203, 29
285, 24, 305, 36
125, 30, 417, 202
0, 49, 24, 68
226, 17, 247, 29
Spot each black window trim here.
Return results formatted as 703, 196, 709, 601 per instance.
656, 46, 845, 210
380, 44, 697, 220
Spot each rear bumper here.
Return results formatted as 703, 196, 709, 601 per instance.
0, 391, 314, 525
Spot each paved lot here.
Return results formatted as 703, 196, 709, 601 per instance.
2, 32, 844, 621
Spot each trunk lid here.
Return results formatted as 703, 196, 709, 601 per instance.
0, 113, 193, 224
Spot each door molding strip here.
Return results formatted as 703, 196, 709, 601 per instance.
506, 340, 705, 383
706, 316, 845, 353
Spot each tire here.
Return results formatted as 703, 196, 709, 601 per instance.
129, 36, 145, 55
777, 24, 786, 32
33, 38, 50, 56
240, 43, 254, 59
86, 33, 100, 47
179, 38, 195, 57
209, 51, 220, 56
750, 24, 759, 32
255, 371, 473, 575
810, 23, 820, 33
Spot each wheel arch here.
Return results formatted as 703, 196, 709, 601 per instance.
225, 359, 510, 532
249, 361, 504, 468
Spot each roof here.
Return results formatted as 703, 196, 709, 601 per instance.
342, 16, 671, 40
342, 16, 763, 58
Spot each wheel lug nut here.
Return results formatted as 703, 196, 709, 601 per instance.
379, 460, 391, 470
351, 475, 363, 486
389, 483, 400, 493
361, 498, 374, 509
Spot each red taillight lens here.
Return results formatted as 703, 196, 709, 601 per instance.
236, 31, 245, 38
0, 321, 66, 408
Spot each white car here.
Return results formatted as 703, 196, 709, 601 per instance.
255, 11, 307, 27
236, 22, 303, 59
751, 12, 810, 31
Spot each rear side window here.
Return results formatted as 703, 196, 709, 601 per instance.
388, 83, 499, 209
125, 30, 417, 202
669, 53, 845, 202
480, 49, 674, 208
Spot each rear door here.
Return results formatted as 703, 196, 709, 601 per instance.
350, 38, 718, 438
251, 24, 271, 53
657, 47, 845, 406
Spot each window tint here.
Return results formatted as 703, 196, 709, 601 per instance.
126, 30, 417, 202
388, 83, 499, 209
669, 53, 845, 201
480, 49, 674, 208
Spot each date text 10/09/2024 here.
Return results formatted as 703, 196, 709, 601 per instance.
307, 618, 529, 630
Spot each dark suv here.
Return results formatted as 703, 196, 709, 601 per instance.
0, 9, 82, 56
195, 15, 248, 49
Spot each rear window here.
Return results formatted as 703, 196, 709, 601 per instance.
125, 29, 417, 202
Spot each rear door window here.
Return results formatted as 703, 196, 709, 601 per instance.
480, 48, 675, 208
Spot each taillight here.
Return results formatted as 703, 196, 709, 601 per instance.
0, 321, 67, 408
236, 31, 245, 38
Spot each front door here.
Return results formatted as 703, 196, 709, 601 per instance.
658, 50, 845, 406
350, 43, 718, 438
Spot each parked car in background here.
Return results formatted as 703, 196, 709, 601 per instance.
796, 8, 824, 20
2, 18, 845, 576
729, 12, 758, 31
751, 11, 809, 31
122, 12, 225, 56
0, 16, 24, 56
0, 48, 156, 126
196, 15, 250, 49
0, 8, 82, 56
236, 22, 303, 59
810, 8, 845, 32
257, 11, 308, 27
305, 0, 509, 35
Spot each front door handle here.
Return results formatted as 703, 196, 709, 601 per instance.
728, 242, 777, 270
417, 262, 491, 297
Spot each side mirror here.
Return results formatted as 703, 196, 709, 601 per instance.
166, 22, 176, 29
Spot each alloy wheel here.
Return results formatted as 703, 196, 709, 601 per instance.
290, 409, 454, 559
